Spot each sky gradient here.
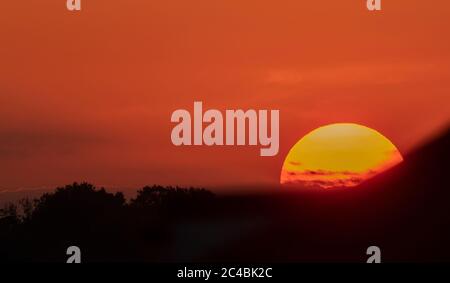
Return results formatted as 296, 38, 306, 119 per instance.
1, 0, 449, 191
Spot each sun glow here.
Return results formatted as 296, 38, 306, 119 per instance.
280, 123, 403, 188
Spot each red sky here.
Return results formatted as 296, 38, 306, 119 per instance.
1, 0, 449, 191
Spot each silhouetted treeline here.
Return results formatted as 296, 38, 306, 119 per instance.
0, 183, 215, 262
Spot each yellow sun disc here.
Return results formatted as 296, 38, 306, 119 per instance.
280, 123, 403, 188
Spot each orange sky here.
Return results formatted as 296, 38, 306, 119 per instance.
0, 0, 449, 191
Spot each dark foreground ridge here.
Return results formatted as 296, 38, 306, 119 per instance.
0, 128, 449, 262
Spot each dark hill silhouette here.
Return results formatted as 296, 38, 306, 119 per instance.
211, 126, 450, 262
0, 127, 449, 262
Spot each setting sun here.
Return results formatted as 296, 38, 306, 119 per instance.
280, 123, 403, 188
